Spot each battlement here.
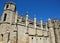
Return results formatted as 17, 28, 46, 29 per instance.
17, 14, 60, 29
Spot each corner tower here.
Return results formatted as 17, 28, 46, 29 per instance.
1, 2, 17, 23
0, 2, 18, 43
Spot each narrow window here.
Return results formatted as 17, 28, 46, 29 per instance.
8, 32, 10, 42
3, 13, 7, 21
6, 4, 9, 8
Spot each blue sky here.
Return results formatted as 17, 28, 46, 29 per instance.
0, 0, 60, 21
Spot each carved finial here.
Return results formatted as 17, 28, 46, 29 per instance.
26, 13, 28, 18
48, 18, 51, 24
34, 15, 36, 28
48, 18, 52, 28
46, 23, 48, 31
26, 11, 29, 27
48, 18, 51, 21
40, 18, 43, 29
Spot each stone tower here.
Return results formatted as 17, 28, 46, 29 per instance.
0, 2, 18, 43
1, 2, 17, 23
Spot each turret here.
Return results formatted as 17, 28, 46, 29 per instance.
53, 18, 60, 43
53, 18, 58, 29
48, 18, 56, 43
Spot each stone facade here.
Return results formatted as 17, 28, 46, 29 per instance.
0, 2, 60, 43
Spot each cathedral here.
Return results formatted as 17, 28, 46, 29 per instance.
0, 2, 60, 43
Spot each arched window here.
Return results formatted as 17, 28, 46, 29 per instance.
3, 13, 7, 21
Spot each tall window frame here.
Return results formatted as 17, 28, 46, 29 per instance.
3, 13, 7, 21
